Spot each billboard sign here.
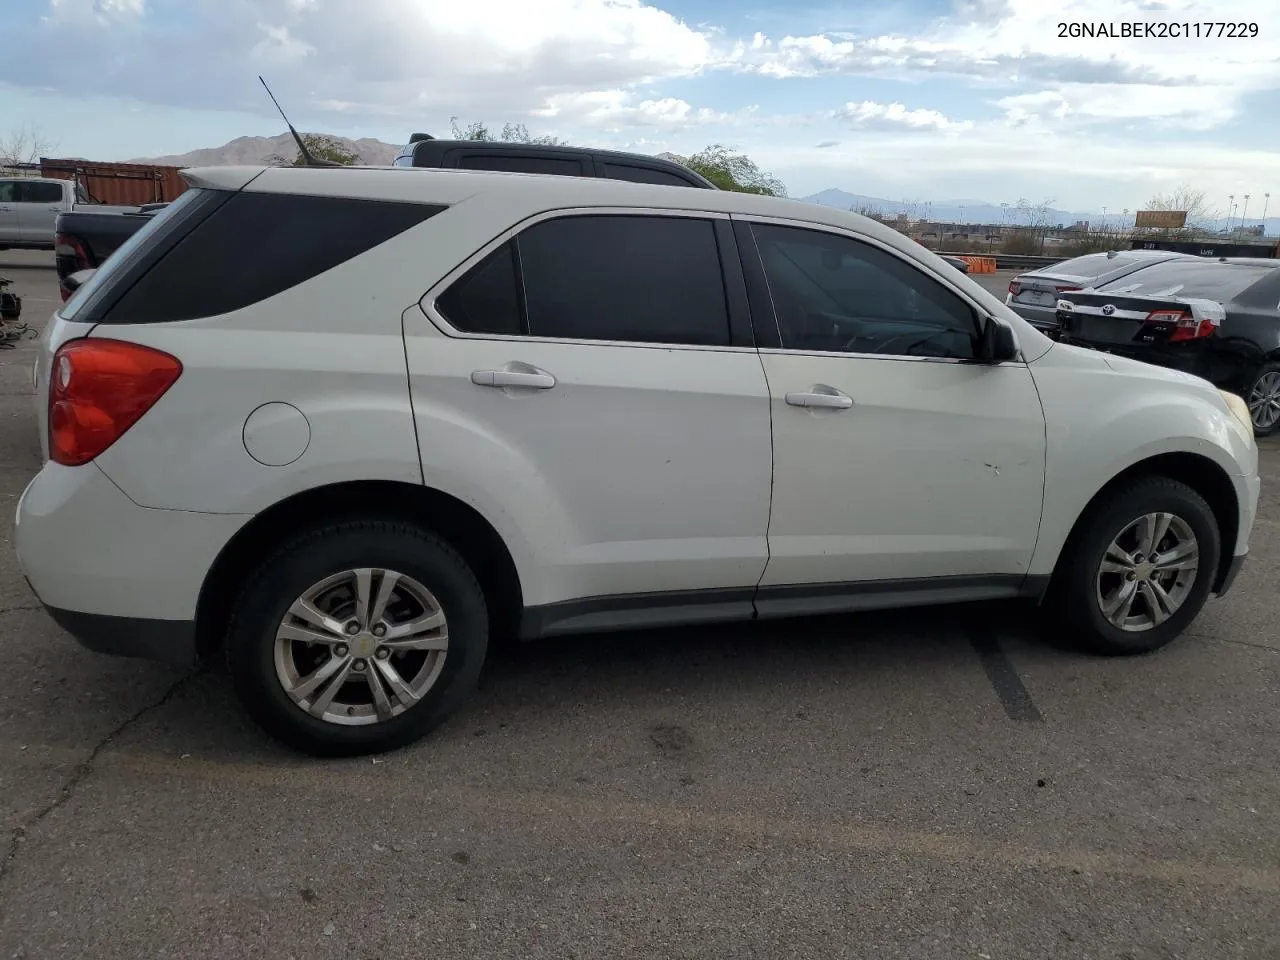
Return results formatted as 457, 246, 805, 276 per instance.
1134, 210, 1188, 229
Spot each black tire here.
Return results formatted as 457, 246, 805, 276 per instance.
1243, 362, 1280, 438
1047, 477, 1220, 656
225, 520, 488, 756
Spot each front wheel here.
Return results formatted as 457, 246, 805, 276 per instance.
225, 520, 489, 756
1048, 477, 1220, 656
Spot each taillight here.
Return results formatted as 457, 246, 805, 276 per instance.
1143, 308, 1218, 343
1008, 281, 1022, 295
54, 232, 92, 302
49, 339, 182, 466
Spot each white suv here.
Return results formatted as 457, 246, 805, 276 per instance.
15, 165, 1261, 755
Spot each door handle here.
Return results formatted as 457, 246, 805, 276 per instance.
471, 367, 556, 389
785, 385, 853, 409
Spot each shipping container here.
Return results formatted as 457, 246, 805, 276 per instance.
1130, 237, 1280, 259
39, 157, 189, 207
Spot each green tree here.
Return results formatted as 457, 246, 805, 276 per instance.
449, 117, 565, 145
682, 144, 786, 197
268, 134, 361, 167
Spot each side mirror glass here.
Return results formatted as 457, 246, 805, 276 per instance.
979, 318, 1019, 363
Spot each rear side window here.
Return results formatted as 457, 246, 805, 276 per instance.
0, 182, 18, 203
103, 192, 445, 324
599, 162, 694, 187
20, 181, 64, 203
434, 214, 731, 346
456, 153, 586, 176
436, 241, 522, 336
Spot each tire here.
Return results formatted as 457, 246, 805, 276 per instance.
1048, 477, 1220, 656
1243, 362, 1280, 438
225, 519, 488, 756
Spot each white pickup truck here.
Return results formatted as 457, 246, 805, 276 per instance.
0, 176, 138, 250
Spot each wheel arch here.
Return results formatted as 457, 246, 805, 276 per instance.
194, 480, 524, 662
1046, 451, 1239, 599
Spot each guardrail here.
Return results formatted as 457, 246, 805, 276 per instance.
938, 252, 1068, 270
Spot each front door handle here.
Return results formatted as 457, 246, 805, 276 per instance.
471, 366, 556, 389
785, 385, 853, 409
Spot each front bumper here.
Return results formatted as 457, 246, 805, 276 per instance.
16, 460, 249, 664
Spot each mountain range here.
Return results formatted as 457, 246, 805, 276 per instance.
128, 136, 1275, 237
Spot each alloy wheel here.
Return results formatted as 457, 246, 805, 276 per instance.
273, 568, 450, 725
1094, 512, 1199, 633
1247, 371, 1280, 431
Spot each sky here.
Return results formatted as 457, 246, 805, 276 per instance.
1, 0, 1278, 214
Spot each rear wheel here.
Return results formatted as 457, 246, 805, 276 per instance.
226, 520, 488, 756
1048, 477, 1220, 656
1244, 362, 1280, 437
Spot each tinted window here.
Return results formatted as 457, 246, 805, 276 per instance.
20, 180, 64, 203
393, 154, 414, 168
103, 192, 444, 324
1050, 252, 1140, 278
457, 153, 585, 176
1097, 260, 1275, 302
0, 181, 17, 203
436, 241, 522, 336
752, 223, 977, 359
599, 162, 693, 187
515, 215, 730, 346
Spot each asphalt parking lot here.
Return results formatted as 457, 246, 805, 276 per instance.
1, 257, 1278, 959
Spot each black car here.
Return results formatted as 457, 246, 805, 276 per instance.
392, 135, 716, 189
1055, 257, 1280, 435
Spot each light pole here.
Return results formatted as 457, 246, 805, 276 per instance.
1263, 193, 1271, 223
1228, 195, 1235, 232
1243, 193, 1251, 228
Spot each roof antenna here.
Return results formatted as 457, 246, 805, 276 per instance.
258, 75, 339, 167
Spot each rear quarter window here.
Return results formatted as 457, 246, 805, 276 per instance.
101, 192, 446, 324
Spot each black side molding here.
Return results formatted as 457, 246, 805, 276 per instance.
520, 575, 1045, 640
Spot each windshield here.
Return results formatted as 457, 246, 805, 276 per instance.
1096, 260, 1273, 302
60, 188, 205, 321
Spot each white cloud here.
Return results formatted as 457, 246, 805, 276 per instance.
532, 90, 739, 130
836, 101, 971, 132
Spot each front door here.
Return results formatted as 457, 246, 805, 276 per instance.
740, 218, 1047, 593
404, 210, 773, 613
16, 179, 65, 245
0, 181, 20, 243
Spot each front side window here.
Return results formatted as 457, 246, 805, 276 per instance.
435, 214, 732, 347
751, 223, 978, 359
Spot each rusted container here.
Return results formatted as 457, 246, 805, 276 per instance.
39, 158, 189, 206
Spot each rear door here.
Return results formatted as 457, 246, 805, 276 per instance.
405, 209, 773, 615
16, 179, 66, 245
0, 181, 20, 242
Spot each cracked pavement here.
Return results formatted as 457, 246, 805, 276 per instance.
1, 260, 1278, 958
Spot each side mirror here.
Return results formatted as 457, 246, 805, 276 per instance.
978, 318, 1019, 363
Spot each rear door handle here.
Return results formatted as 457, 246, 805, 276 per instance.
785, 385, 853, 409
471, 367, 556, 389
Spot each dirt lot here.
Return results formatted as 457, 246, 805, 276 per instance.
1, 256, 1278, 959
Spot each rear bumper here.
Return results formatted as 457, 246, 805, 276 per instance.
15, 460, 249, 663
41, 602, 198, 667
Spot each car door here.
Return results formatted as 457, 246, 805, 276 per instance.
405, 209, 773, 623
16, 179, 66, 245
737, 216, 1047, 603
0, 181, 20, 243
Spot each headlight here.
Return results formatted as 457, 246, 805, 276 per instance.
1218, 389, 1253, 435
